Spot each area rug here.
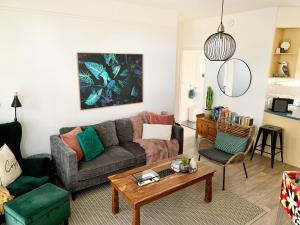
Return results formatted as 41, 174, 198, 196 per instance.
70, 182, 267, 225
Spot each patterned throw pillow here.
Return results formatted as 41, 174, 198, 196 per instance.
77, 127, 104, 161
214, 131, 248, 155
0, 144, 22, 187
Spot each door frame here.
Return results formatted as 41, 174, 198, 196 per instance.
175, 47, 205, 123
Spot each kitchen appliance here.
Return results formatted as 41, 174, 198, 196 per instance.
272, 98, 294, 113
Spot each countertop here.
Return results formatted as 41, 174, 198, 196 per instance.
265, 108, 300, 121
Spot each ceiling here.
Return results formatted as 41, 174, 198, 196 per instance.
114, 0, 300, 21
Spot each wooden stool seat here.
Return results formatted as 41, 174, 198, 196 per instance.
260, 125, 282, 132
250, 124, 283, 168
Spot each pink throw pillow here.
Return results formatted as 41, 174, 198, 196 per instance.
60, 127, 84, 161
149, 114, 174, 125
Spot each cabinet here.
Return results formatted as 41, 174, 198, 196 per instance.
196, 114, 217, 141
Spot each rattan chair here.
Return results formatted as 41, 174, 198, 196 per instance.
198, 123, 257, 190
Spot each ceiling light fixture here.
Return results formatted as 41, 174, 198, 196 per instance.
204, 0, 236, 61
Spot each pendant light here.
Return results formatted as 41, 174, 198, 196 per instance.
204, 0, 236, 61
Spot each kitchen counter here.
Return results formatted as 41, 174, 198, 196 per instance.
263, 110, 300, 168
264, 108, 300, 121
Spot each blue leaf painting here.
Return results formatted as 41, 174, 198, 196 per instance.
78, 53, 143, 109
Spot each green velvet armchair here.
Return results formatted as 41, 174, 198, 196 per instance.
0, 121, 53, 221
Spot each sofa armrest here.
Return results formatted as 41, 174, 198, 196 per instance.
172, 123, 184, 155
21, 156, 51, 178
50, 135, 78, 192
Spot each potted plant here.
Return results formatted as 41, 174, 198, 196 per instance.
204, 86, 213, 118
180, 156, 190, 173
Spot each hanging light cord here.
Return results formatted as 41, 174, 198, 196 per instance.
220, 0, 224, 24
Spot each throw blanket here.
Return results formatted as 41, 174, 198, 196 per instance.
131, 111, 179, 164
0, 186, 14, 215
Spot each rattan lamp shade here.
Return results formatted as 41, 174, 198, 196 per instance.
204, 32, 236, 61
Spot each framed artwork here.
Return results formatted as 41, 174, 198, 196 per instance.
77, 53, 143, 109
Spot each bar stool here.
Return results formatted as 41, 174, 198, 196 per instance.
250, 125, 283, 168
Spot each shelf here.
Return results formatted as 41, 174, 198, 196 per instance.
272, 53, 297, 55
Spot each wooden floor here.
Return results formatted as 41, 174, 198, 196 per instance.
183, 127, 299, 225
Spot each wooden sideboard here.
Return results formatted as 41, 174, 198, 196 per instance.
196, 114, 217, 141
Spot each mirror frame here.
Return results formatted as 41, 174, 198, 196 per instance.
217, 58, 252, 98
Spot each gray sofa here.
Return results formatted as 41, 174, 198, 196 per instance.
50, 118, 183, 199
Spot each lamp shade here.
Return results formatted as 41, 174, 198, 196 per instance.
11, 95, 22, 108
204, 32, 236, 61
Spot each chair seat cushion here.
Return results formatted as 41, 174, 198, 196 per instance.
198, 148, 233, 165
4, 183, 70, 225
121, 142, 146, 164
7, 175, 49, 197
78, 146, 136, 181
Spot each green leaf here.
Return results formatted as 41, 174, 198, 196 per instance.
79, 73, 94, 86
85, 89, 102, 106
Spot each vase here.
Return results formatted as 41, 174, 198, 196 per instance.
204, 109, 212, 119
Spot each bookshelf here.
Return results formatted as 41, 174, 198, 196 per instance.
269, 28, 300, 78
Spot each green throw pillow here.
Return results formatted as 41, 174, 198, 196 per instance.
77, 126, 104, 161
214, 131, 248, 155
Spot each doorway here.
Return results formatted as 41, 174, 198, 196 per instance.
178, 50, 206, 123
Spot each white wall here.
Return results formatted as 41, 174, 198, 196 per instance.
0, 1, 178, 156
177, 8, 277, 125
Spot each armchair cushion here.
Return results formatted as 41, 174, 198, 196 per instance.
199, 148, 233, 165
214, 131, 248, 154
7, 175, 49, 197
21, 156, 51, 178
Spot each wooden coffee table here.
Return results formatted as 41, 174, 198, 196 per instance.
108, 156, 215, 225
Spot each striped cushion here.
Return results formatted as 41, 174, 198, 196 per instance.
218, 122, 250, 137
214, 131, 248, 155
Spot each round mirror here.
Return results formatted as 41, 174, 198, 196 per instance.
217, 58, 251, 97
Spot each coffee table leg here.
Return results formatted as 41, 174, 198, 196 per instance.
132, 205, 140, 225
205, 175, 212, 203
112, 186, 119, 214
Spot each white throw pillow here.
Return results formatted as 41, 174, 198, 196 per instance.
142, 124, 172, 141
0, 144, 22, 187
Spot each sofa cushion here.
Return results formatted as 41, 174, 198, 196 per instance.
59, 126, 88, 135
115, 118, 133, 144
149, 114, 174, 125
60, 127, 83, 161
77, 146, 135, 181
121, 142, 146, 164
7, 175, 49, 197
142, 124, 172, 141
77, 127, 104, 161
93, 121, 119, 148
